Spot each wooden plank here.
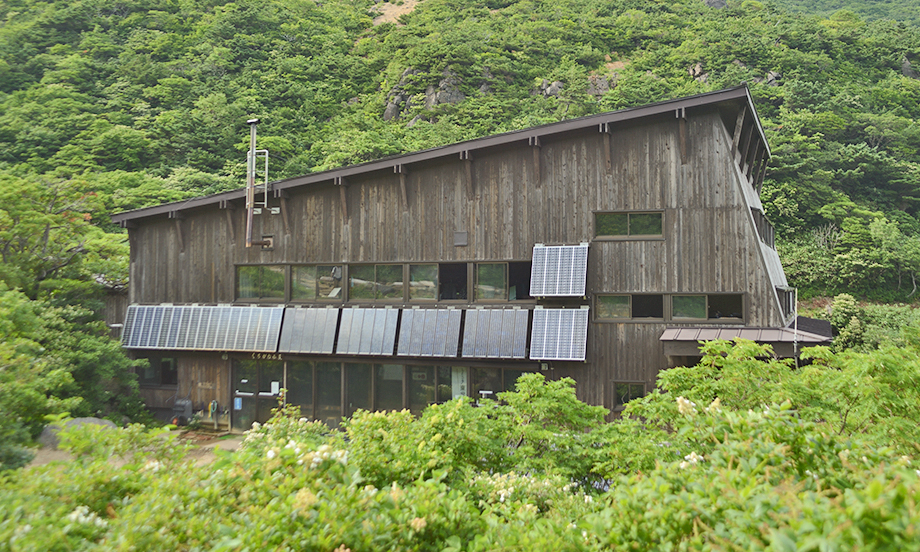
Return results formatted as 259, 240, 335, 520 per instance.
731, 105, 747, 157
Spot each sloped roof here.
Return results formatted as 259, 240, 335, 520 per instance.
111, 85, 767, 225
659, 327, 831, 344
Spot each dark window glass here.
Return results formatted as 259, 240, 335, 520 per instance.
287, 361, 314, 419
138, 357, 177, 386
632, 295, 664, 318
595, 212, 662, 237
439, 263, 468, 300
234, 360, 258, 394
709, 294, 744, 319
471, 367, 501, 401
615, 382, 646, 407
672, 295, 707, 320
345, 363, 372, 417
437, 366, 455, 402
316, 362, 342, 427
503, 370, 528, 392
375, 364, 404, 412
508, 262, 532, 300
258, 361, 284, 397
409, 366, 436, 414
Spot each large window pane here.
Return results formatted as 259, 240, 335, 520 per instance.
597, 295, 630, 319
258, 361, 284, 397
615, 382, 645, 407
349, 266, 376, 301
261, 265, 285, 299
439, 264, 467, 300
291, 265, 317, 301
632, 295, 664, 318
437, 366, 455, 403
503, 370, 528, 392
471, 367, 501, 402
317, 265, 343, 300
672, 295, 707, 319
409, 366, 436, 414
475, 263, 507, 300
345, 363, 372, 417
708, 294, 743, 319
409, 264, 438, 300
376, 364, 404, 412
237, 266, 259, 299
287, 361, 314, 419
376, 265, 404, 300
234, 359, 258, 394
316, 362, 341, 427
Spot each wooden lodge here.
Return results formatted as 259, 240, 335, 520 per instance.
111, 85, 828, 429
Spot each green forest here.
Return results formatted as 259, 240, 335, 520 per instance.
3, 0, 920, 546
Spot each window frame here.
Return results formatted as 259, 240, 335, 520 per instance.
290, 264, 345, 303
595, 293, 745, 323
613, 381, 646, 410
593, 211, 665, 240
347, 264, 406, 303
137, 356, 178, 388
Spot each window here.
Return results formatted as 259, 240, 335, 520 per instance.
138, 357, 177, 386
409, 264, 438, 300
751, 208, 775, 249
439, 263, 468, 300
595, 212, 663, 237
348, 265, 404, 302
292, 265, 343, 301
597, 295, 630, 319
633, 295, 664, 319
236, 265, 285, 300
777, 287, 796, 318
475, 262, 533, 301
614, 382, 646, 408
672, 294, 743, 321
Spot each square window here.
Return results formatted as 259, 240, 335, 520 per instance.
409, 264, 438, 300
615, 382, 645, 407
597, 295, 630, 319
475, 263, 507, 301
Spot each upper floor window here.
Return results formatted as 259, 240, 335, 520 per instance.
596, 293, 743, 322
409, 264, 438, 300
291, 265, 343, 301
671, 294, 743, 321
475, 262, 533, 301
349, 264, 403, 302
237, 265, 285, 301
595, 212, 663, 238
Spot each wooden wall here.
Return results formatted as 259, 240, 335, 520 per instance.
128, 106, 782, 413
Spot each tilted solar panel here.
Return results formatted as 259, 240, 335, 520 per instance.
529, 307, 589, 361
529, 244, 589, 297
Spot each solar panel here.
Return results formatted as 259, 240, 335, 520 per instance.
396, 309, 462, 358
335, 308, 398, 356
279, 308, 339, 354
120, 305, 283, 352
461, 309, 529, 359
530, 244, 589, 297
529, 308, 589, 361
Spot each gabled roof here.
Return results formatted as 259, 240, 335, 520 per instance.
111, 85, 768, 225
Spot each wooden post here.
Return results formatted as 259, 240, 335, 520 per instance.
460, 151, 473, 199
335, 176, 348, 219
395, 165, 409, 210
677, 108, 688, 165
219, 200, 235, 244
528, 136, 541, 185
274, 189, 291, 235
731, 105, 747, 159
169, 211, 184, 252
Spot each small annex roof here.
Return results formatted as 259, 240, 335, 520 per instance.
111, 85, 767, 225
659, 327, 831, 345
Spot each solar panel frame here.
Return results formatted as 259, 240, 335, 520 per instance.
529, 244, 588, 297
529, 308, 589, 361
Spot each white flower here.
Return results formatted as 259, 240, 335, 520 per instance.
676, 396, 697, 416
266, 449, 276, 460
584, 494, 593, 504
679, 452, 704, 469
143, 459, 163, 472
251, 421, 261, 430
705, 397, 722, 413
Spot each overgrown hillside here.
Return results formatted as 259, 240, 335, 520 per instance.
3, 0, 920, 459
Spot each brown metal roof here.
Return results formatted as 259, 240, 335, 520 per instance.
111, 85, 766, 225
659, 327, 831, 344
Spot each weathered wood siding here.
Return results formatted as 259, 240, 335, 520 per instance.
128, 107, 780, 412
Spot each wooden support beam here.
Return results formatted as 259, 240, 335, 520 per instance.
739, 124, 755, 175
273, 189, 291, 235
335, 176, 348, 219
754, 156, 769, 194
169, 211, 185, 252
460, 151, 473, 199
528, 136, 541, 185
676, 108, 688, 165
219, 200, 236, 244
601, 123, 612, 174
394, 165, 409, 210
731, 105, 747, 158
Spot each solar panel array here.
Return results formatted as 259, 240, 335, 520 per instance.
397, 309, 462, 357
336, 308, 399, 355
462, 309, 529, 359
121, 305, 284, 352
529, 308, 589, 361
530, 244, 589, 297
278, 308, 339, 354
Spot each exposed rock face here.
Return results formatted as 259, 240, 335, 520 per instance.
587, 75, 610, 97
425, 69, 466, 109
536, 79, 564, 97
689, 63, 708, 83
903, 56, 920, 79
384, 68, 418, 121
704, 0, 726, 8
479, 67, 494, 95
39, 417, 117, 450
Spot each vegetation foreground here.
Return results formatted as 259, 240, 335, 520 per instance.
3, 339, 920, 551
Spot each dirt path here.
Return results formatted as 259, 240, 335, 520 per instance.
372, 0, 422, 25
